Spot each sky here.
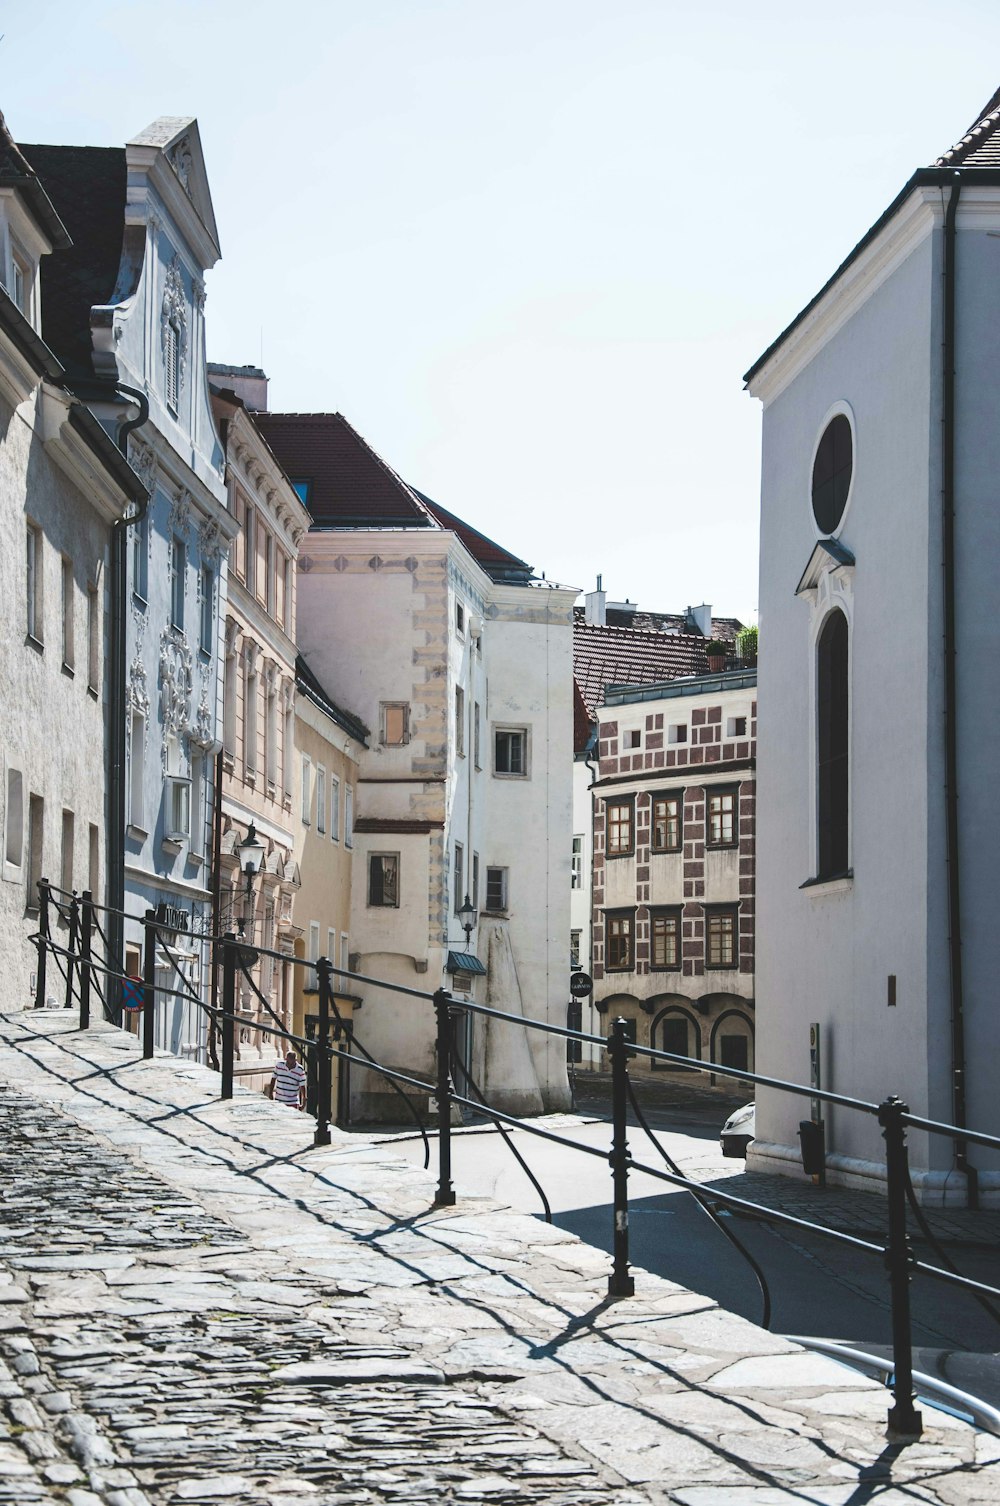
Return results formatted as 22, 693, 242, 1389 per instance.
4, 1, 1000, 625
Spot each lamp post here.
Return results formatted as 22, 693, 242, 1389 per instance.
458, 893, 477, 948
237, 822, 266, 939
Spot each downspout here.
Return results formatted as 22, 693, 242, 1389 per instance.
584, 727, 600, 1051
941, 173, 977, 1207
106, 382, 150, 1022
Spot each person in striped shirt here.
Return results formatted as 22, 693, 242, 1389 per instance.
266, 1050, 306, 1110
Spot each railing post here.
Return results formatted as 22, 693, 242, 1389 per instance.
35, 877, 50, 1008
314, 957, 333, 1147
433, 987, 456, 1207
79, 891, 93, 1031
220, 933, 236, 1100
879, 1095, 923, 1440
142, 910, 157, 1060
607, 1016, 635, 1297
64, 893, 79, 1010
337, 1019, 353, 1129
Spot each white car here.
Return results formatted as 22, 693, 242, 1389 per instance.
720, 1102, 755, 1158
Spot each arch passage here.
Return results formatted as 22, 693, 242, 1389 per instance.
817, 609, 849, 878
651, 1004, 702, 1070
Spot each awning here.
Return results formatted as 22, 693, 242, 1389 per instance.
446, 951, 487, 976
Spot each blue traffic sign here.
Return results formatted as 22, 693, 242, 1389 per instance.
121, 976, 144, 1011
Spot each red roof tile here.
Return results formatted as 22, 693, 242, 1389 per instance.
574, 621, 712, 716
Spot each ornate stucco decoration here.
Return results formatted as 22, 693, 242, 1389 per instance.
127, 656, 150, 721
167, 489, 192, 540
199, 517, 227, 567
193, 277, 206, 313
160, 254, 189, 393
190, 687, 215, 751
159, 627, 194, 757
129, 438, 157, 499
170, 136, 193, 192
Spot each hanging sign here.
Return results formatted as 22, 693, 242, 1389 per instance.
569, 970, 594, 998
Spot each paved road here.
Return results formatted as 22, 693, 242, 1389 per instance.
384, 1105, 1000, 1408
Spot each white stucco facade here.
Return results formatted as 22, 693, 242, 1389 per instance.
748, 170, 1000, 1201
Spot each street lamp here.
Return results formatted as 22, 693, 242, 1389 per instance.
458, 893, 477, 947
237, 822, 266, 937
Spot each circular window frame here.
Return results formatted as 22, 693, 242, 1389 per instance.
809, 401, 856, 539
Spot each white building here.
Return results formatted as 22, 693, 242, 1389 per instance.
256, 411, 577, 1120
29, 119, 237, 1050
0, 115, 146, 999
745, 87, 1000, 1202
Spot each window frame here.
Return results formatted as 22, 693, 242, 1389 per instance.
170, 535, 185, 631
571, 834, 584, 889
605, 909, 635, 972
61, 555, 74, 671
380, 701, 410, 747
706, 786, 738, 849
605, 797, 635, 858
650, 907, 682, 971
493, 726, 529, 779
368, 851, 400, 908
26, 521, 42, 643
705, 906, 738, 970
651, 791, 683, 854
484, 865, 508, 914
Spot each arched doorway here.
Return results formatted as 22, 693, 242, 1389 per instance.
650, 1002, 702, 1071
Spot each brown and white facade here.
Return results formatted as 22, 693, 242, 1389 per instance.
591, 670, 756, 1077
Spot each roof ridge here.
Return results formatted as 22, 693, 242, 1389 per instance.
935, 85, 1000, 166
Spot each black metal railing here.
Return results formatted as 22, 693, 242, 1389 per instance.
28, 876, 1000, 1443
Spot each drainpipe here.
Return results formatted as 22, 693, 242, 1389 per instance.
584, 729, 600, 1051
941, 173, 977, 1207
106, 382, 151, 1021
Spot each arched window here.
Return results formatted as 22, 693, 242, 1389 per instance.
817, 610, 849, 877
651, 1006, 701, 1071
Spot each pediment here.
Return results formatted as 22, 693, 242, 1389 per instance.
128, 117, 220, 265
795, 537, 855, 598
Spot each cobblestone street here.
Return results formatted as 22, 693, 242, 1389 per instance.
2, 1008, 999, 1505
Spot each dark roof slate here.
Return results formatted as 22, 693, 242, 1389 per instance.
935, 87, 1000, 167
295, 653, 369, 746
0, 116, 71, 250
573, 676, 595, 755
410, 488, 531, 581
574, 620, 713, 716
18, 144, 127, 384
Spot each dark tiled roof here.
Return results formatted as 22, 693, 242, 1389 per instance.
295, 654, 369, 746
19, 144, 127, 384
410, 489, 532, 582
574, 620, 713, 716
0, 116, 71, 250
936, 87, 1000, 167
255, 412, 436, 529
573, 677, 595, 755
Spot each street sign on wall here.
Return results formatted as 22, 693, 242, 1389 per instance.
570, 971, 593, 998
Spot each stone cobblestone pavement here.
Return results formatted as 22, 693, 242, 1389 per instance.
1, 1008, 999, 1505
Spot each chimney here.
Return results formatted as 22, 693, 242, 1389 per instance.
207, 362, 269, 412
584, 574, 607, 626
688, 603, 713, 639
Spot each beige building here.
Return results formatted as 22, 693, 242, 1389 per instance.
292, 656, 367, 1122
209, 369, 309, 1081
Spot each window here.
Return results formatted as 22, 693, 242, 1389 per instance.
472, 852, 479, 907
132, 515, 148, 600
571, 834, 584, 888
624, 729, 641, 750
651, 909, 682, 970
88, 823, 99, 895
265, 677, 277, 787
5, 768, 24, 870
345, 785, 354, 848
11, 251, 28, 315
244, 655, 258, 776
284, 555, 294, 634
817, 609, 850, 877
190, 756, 205, 858
707, 788, 736, 848
727, 715, 747, 738
656, 1012, 698, 1067
652, 793, 682, 853
368, 853, 399, 907
200, 566, 214, 653
455, 687, 465, 756
454, 843, 464, 912
26, 523, 41, 641
165, 776, 191, 842
170, 536, 185, 629
706, 909, 737, 968
456, 601, 465, 635
327, 927, 337, 963
291, 479, 311, 506
668, 723, 687, 745
301, 756, 312, 825
719, 1035, 749, 1072
494, 727, 528, 777
128, 713, 145, 830
165, 318, 181, 414
87, 585, 99, 692
485, 866, 508, 913
606, 798, 634, 857
26, 794, 43, 912
812, 413, 853, 534
282, 692, 294, 798
606, 911, 633, 970
244, 505, 256, 595
329, 775, 340, 841
570, 929, 582, 970
224, 642, 237, 757
474, 704, 481, 769
275, 547, 287, 628
316, 767, 327, 834
61, 810, 74, 894
265, 532, 275, 616
61, 557, 74, 670
340, 933, 350, 974
381, 702, 409, 746
308, 921, 320, 965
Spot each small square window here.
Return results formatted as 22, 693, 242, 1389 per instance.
606, 798, 634, 857
485, 866, 508, 912
668, 724, 688, 745
494, 727, 528, 777
606, 911, 634, 971
624, 729, 641, 750
727, 715, 747, 738
368, 853, 399, 907
381, 702, 410, 746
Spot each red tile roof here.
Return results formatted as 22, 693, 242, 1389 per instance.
936, 87, 1000, 167
574, 621, 712, 716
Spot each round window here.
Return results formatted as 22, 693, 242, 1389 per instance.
811, 414, 853, 534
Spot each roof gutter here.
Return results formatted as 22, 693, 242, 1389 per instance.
941, 173, 976, 1207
